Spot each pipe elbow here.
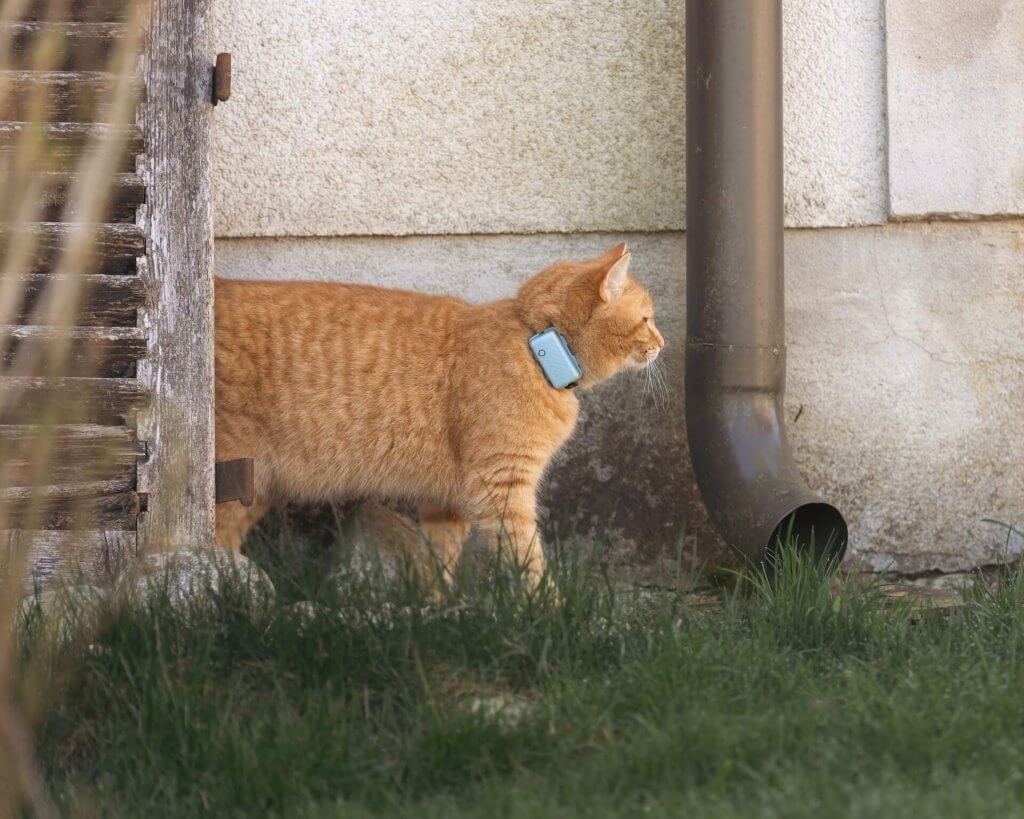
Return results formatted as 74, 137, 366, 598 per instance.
685, 345, 847, 565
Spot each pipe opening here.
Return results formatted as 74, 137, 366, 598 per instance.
766, 503, 848, 568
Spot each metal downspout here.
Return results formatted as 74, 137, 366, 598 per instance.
685, 0, 848, 563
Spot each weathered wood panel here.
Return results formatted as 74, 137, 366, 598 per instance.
1, 485, 139, 530
2, 22, 124, 72
1, 0, 152, 583
0, 375, 147, 424
13, 273, 147, 326
1, 325, 146, 376
0, 122, 140, 172
1, 222, 144, 274
0, 421, 135, 447
0, 70, 142, 123
1, 452, 135, 488
136, 0, 215, 553
0, 423, 141, 486
2, 477, 133, 502
4, 529, 136, 592
21, 0, 133, 23
2, 458, 136, 490
2, 20, 125, 42
36, 171, 145, 222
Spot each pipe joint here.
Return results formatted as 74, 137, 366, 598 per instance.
686, 343, 786, 392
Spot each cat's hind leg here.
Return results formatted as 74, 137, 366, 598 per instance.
215, 498, 271, 552
419, 503, 471, 583
340, 502, 468, 593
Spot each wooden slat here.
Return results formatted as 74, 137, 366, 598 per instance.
1, 22, 125, 70
2, 477, 133, 501
0, 422, 134, 446
4, 529, 136, 591
137, 0, 216, 553
0, 423, 141, 488
0, 423, 139, 489
1, 222, 145, 275
5, 529, 136, 591
1, 485, 139, 530
0, 122, 141, 172
0, 376, 148, 424
0, 71, 142, 123
2, 458, 136, 490
1, 20, 125, 42
1, 325, 146, 376
35, 172, 145, 222
21, 0, 133, 23
13, 273, 147, 326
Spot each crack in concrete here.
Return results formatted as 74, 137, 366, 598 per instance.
872, 264, 1024, 368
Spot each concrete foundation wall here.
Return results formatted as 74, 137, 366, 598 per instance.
215, 222, 1024, 575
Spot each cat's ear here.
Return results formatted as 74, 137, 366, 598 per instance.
599, 251, 630, 302
595, 241, 628, 266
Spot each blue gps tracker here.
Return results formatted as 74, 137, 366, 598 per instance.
529, 327, 583, 389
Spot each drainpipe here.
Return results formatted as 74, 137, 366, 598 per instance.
685, 0, 847, 563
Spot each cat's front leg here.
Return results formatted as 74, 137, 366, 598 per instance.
467, 481, 546, 589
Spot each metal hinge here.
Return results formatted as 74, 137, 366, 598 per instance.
213, 52, 232, 105
215, 458, 254, 507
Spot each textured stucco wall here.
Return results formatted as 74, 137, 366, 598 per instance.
215, 222, 1024, 575
211, 0, 887, 237
887, 0, 1024, 217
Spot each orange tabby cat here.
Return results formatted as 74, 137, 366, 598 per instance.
214, 242, 664, 586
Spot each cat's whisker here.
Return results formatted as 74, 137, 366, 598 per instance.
647, 360, 662, 409
652, 359, 669, 409
651, 364, 662, 409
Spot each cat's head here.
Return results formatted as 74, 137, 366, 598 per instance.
516, 242, 665, 388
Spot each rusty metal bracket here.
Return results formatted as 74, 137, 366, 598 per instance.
215, 458, 254, 506
213, 52, 232, 105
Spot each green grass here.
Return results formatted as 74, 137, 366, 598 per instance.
22, 522, 1024, 818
